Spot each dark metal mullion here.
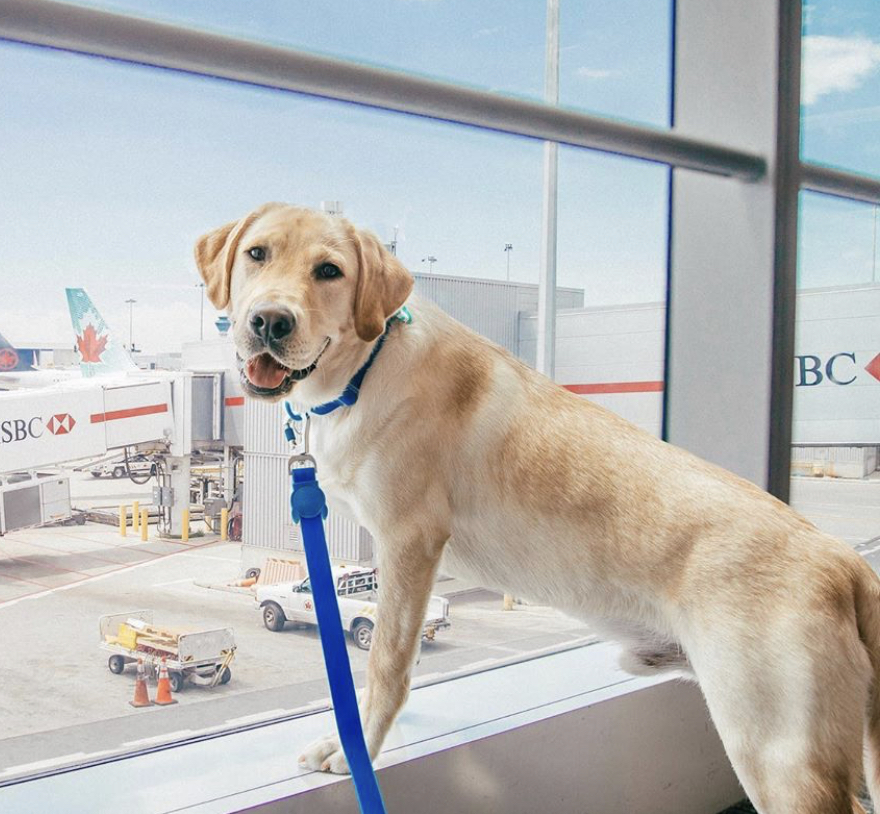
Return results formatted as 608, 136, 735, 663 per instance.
766, 0, 803, 503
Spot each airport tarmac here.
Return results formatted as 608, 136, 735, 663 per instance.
0, 518, 592, 781
0, 471, 877, 785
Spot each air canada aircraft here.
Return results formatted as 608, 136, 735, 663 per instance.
0, 289, 137, 390
0, 330, 38, 374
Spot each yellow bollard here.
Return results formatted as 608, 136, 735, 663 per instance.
132, 501, 140, 532
119, 505, 127, 537
503, 594, 514, 611
181, 508, 189, 542
140, 509, 148, 542
220, 508, 229, 542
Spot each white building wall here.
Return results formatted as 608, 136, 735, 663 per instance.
520, 302, 666, 438
518, 284, 880, 464
792, 285, 880, 445
413, 273, 583, 355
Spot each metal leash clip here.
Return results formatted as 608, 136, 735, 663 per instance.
283, 403, 306, 448
289, 452, 317, 473
286, 409, 316, 473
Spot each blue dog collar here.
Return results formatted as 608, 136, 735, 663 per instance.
285, 306, 410, 423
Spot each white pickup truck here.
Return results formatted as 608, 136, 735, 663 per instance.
255, 566, 451, 650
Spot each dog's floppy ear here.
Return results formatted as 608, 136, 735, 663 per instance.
352, 228, 414, 342
194, 203, 282, 309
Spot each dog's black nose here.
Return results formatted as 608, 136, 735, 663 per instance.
249, 304, 295, 344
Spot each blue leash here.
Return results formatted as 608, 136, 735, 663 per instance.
283, 315, 410, 812
288, 440, 387, 814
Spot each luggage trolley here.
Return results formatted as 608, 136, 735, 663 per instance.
99, 610, 236, 692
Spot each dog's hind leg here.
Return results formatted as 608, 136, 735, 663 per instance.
684, 617, 870, 814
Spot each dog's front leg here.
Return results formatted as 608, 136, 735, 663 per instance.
299, 531, 445, 774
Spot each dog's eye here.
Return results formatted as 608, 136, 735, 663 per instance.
316, 263, 342, 280
247, 247, 266, 262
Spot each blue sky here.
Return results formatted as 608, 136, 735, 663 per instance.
0, 1, 877, 353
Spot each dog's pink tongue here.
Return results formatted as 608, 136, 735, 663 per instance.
246, 354, 289, 389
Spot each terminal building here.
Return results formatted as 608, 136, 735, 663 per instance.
237, 275, 880, 571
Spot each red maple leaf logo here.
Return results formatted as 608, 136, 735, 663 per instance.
77, 324, 107, 363
0, 348, 18, 370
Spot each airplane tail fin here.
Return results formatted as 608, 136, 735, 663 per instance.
65, 288, 138, 377
0, 329, 37, 372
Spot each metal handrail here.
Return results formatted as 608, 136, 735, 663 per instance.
801, 162, 880, 206
0, 0, 766, 180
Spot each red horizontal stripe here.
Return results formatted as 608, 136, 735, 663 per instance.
564, 381, 664, 395
225, 396, 245, 407
90, 403, 169, 423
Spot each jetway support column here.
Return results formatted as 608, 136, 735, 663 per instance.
165, 455, 191, 538
222, 446, 234, 504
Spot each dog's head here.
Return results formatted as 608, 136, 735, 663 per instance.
194, 203, 413, 405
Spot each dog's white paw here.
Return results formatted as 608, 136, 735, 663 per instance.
298, 734, 350, 775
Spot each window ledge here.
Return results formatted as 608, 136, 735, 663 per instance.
0, 642, 742, 814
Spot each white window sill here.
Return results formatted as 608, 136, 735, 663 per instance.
0, 642, 742, 814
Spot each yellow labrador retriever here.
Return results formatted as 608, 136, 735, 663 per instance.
196, 202, 880, 814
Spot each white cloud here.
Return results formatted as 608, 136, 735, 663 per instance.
474, 25, 503, 39
802, 35, 880, 105
576, 67, 617, 81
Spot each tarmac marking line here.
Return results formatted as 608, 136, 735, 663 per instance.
0, 752, 88, 776
177, 552, 241, 563
224, 709, 288, 726
0, 569, 56, 588
0, 537, 133, 566
123, 730, 193, 748
0, 541, 221, 611
4, 554, 93, 577
458, 658, 501, 671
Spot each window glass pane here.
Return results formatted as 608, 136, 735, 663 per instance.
543, 149, 668, 438
0, 40, 668, 781
801, 0, 880, 176
790, 191, 880, 546
68, 0, 672, 126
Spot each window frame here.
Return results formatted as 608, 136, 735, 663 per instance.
2, 0, 880, 808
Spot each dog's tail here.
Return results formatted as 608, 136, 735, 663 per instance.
854, 560, 880, 806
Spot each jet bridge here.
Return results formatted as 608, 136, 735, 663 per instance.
0, 373, 191, 535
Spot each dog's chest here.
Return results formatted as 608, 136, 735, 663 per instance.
305, 417, 370, 523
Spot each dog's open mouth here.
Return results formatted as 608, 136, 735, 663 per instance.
239, 339, 330, 397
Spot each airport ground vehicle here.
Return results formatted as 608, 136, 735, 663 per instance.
255, 567, 451, 650
99, 610, 235, 691
90, 454, 157, 479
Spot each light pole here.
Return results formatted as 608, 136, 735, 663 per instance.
422, 255, 437, 273
125, 298, 136, 352
537, 0, 559, 379
197, 282, 206, 340
872, 204, 878, 284
504, 243, 513, 281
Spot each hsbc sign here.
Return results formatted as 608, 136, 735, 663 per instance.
0, 413, 77, 445
0, 386, 111, 474
795, 351, 880, 387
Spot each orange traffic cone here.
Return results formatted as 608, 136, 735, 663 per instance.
129, 658, 153, 707
155, 658, 178, 706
